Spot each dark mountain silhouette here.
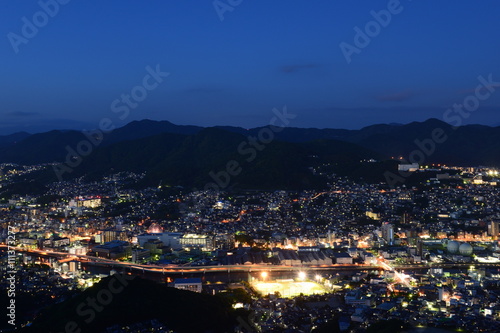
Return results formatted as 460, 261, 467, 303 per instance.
69, 128, 382, 190
0, 131, 31, 148
104, 119, 203, 145
0, 130, 88, 164
1, 118, 499, 190
214, 118, 500, 166
355, 119, 500, 166
0, 120, 202, 164
19, 275, 238, 333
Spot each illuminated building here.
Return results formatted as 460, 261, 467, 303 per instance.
173, 278, 202, 293
488, 221, 499, 238
180, 234, 215, 251
381, 222, 394, 245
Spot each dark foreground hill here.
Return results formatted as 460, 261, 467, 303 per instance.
19, 274, 239, 333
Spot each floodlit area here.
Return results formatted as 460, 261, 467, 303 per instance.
252, 280, 327, 298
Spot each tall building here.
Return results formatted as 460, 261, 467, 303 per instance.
99, 229, 128, 244
488, 221, 499, 238
416, 239, 423, 257
438, 287, 445, 302
381, 223, 394, 245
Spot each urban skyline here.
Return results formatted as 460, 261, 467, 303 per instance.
2, 1, 500, 332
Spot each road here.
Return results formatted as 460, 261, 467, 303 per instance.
3, 245, 499, 276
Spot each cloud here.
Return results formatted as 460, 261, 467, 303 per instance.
375, 91, 414, 102
280, 63, 320, 74
4, 111, 40, 117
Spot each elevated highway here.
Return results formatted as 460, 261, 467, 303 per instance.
3, 245, 499, 276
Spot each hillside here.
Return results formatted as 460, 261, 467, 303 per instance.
71, 128, 382, 190
20, 275, 238, 333
1, 118, 500, 191
2, 118, 499, 167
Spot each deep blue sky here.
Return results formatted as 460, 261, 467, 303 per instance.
1, 0, 500, 134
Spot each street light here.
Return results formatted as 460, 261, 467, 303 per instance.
261, 271, 268, 280
315, 274, 321, 281
298, 271, 306, 281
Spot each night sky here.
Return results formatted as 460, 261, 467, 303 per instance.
2, 0, 500, 134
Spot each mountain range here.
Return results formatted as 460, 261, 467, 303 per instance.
1, 119, 499, 190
